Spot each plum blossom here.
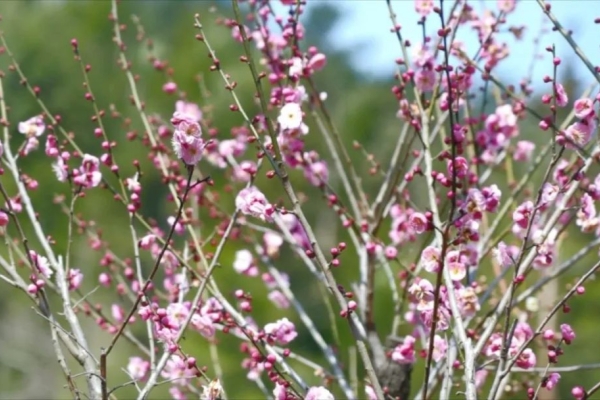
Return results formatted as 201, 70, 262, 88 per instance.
305, 387, 334, 400
264, 318, 297, 345
175, 100, 203, 122
127, 357, 150, 380
0, 211, 8, 227
67, 269, 83, 290
171, 111, 206, 165
560, 323, 576, 344
73, 154, 102, 188
415, 0, 434, 16
278, 102, 308, 134
18, 115, 45, 138
574, 97, 595, 119
161, 354, 196, 386
235, 186, 275, 222
544, 372, 560, 390
233, 249, 259, 277
201, 379, 223, 400
391, 335, 416, 364
409, 212, 428, 234
431, 335, 448, 362
564, 120, 595, 148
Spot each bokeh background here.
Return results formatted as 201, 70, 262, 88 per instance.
1, 1, 600, 399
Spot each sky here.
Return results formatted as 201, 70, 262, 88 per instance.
288, 1, 600, 92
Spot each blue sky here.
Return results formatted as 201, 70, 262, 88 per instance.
288, 1, 600, 91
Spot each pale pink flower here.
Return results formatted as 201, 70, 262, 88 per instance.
278, 103, 305, 132
415, 0, 434, 16
554, 83, 568, 107
68, 269, 83, 290
273, 383, 288, 400
235, 186, 275, 222
127, 356, 150, 380
564, 120, 595, 148
448, 261, 466, 281
201, 379, 223, 400
73, 154, 102, 188
391, 335, 416, 364
30, 250, 53, 278
431, 335, 448, 362
497, 0, 516, 12
268, 290, 290, 309
574, 97, 595, 119
304, 160, 329, 186
409, 212, 428, 234
264, 318, 297, 345
365, 385, 377, 400
514, 141, 535, 161
161, 354, 196, 386
307, 53, 327, 72
263, 231, 284, 257
18, 115, 45, 138
305, 387, 334, 400
172, 129, 206, 166
191, 312, 216, 338
233, 249, 259, 277
422, 246, 441, 273
414, 69, 436, 92
52, 157, 69, 182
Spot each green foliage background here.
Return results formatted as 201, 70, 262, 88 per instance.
0, 1, 599, 399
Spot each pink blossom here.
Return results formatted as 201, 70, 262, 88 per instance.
304, 159, 329, 186
268, 290, 290, 309
273, 383, 288, 400
554, 83, 568, 107
202, 379, 223, 400
513, 200, 535, 229
448, 261, 466, 281
493, 242, 518, 267
18, 115, 45, 138
235, 186, 275, 222
414, 69, 436, 92
127, 356, 150, 380
409, 212, 428, 234
497, 0, 516, 13
545, 372, 560, 390
161, 354, 196, 386
514, 140, 535, 161
72, 154, 102, 188
68, 269, 83, 290
307, 53, 327, 72
515, 348, 536, 369
264, 318, 297, 345
233, 249, 259, 277
52, 157, 69, 182
305, 387, 334, 400
0, 211, 8, 227
415, 0, 434, 16
564, 120, 595, 148
572, 386, 586, 399
163, 81, 177, 94
574, 97, 595, 119
263, 232, 284, 257
191, 312, 216, 338
391, 335, 416, 364
431, 335, 447, 362
30, 250, 53, 278
560, 323, 576, 344
175, 100, 202, 122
